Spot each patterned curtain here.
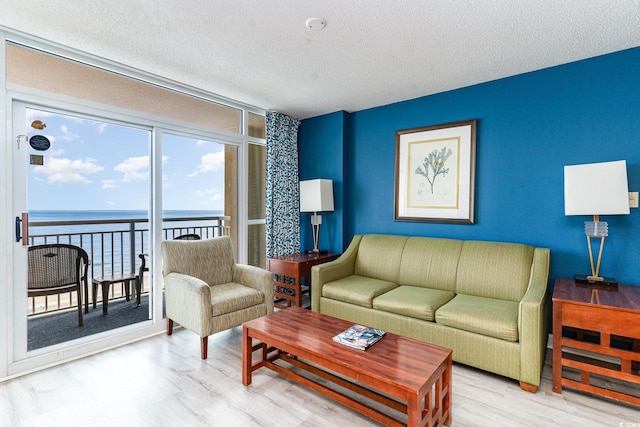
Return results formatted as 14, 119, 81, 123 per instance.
266, 112, 301, 258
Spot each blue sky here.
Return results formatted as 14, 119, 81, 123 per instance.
26, 108, 226, 212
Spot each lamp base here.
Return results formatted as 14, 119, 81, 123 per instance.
574, 274, 618, 289
305, 249, 328, 255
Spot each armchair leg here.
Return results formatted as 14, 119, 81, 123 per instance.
166, 318, 174, 335
201, 336, 208, 360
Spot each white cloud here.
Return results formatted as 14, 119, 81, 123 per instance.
33, 156, 103, 184
188, 150, 225, 176
194, 188, 222, 202
59, 125, 80, 141
102, 179, 119, 189
96, 123, 108, 133
26, 110, 54, 123
114, 156, 149, 182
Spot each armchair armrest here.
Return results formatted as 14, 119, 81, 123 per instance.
311, 235, 362, 311
164, 272, 212, 337
233, 264, 274, 314
518, 247, 551, 387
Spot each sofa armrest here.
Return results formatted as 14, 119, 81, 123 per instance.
233, 264, 274, 314
518, 247, 551, 386
164, 272, 211, 337
311, 235, 362, 311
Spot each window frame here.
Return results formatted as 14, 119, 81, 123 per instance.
2, 32, 267, 377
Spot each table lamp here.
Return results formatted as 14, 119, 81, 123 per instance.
564, 160, 629, 286
300, 179, 334, 253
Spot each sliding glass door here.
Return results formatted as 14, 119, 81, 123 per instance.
6, 40, 262, 375
12, 99, 244, 364
13, 103, 151, 355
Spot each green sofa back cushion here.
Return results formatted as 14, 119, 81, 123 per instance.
456, 241, 534, 301
354, 234, 407, 283
399, 237, 463, 291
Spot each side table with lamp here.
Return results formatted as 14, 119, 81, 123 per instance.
553, 160, 640, 405
268, 179, 340, 309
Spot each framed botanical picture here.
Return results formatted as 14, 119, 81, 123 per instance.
394, 119, 477, 224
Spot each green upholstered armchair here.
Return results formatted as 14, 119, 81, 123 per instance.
162, 236, 273, 359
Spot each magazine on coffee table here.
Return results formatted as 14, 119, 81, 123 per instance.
333, 324, 386, 350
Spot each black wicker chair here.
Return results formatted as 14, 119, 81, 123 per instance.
28, 243, 89, 326
136, 233, 201, 304
173, 234, 201, 241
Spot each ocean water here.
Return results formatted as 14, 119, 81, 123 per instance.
29, 209, 222, 221
29, 210, 224, 275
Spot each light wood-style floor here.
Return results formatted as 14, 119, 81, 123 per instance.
1, 325, 639, 427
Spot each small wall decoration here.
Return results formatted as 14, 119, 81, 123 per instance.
30, 120, 46, 130
29, 135, 51, 151
394, 119, 477, 224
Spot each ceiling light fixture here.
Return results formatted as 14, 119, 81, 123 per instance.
305, 17, 326, 31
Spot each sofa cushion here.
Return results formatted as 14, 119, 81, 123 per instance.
322, 275, 398, 308
398, 237, 463, 292
354, 234, 408, 283
435, 294, 519, 342
372, 285, 455, 321
210, 282, 265, 317
455, 241, 534, 301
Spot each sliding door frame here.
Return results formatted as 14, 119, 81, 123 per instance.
5, 85, 249, 377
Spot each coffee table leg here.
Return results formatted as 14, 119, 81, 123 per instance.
407, 394, 420, 426
242, 326, 252, 386
444, 357, 452, 426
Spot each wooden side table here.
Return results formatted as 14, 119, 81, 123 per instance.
267, 251, 340, 309
552, 277, 640, 405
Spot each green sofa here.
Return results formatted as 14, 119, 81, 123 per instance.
311, 234, 550, 392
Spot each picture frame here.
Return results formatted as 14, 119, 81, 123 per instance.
394, 119, 477, 224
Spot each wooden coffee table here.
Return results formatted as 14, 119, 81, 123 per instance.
242, 307, 452, 426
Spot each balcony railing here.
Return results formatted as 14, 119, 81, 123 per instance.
26, 215, 230, 316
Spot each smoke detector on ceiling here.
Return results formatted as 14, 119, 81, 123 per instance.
305, 17, 326, 31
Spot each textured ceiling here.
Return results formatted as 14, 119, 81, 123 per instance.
1, 1, 639, 119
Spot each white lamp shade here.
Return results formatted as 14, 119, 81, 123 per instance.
564, 160, 630, 216
300, 179, 334, 212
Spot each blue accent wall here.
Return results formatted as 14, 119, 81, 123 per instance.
299, 47, 640, 287
298, 111, 348, 253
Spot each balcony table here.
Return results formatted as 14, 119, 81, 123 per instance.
92, 273, 140, 315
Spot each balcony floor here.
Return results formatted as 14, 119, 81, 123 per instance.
28, 294, 153, 351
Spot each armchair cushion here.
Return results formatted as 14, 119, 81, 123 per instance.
210, 282, 265, 317
162, 238, 234, 286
